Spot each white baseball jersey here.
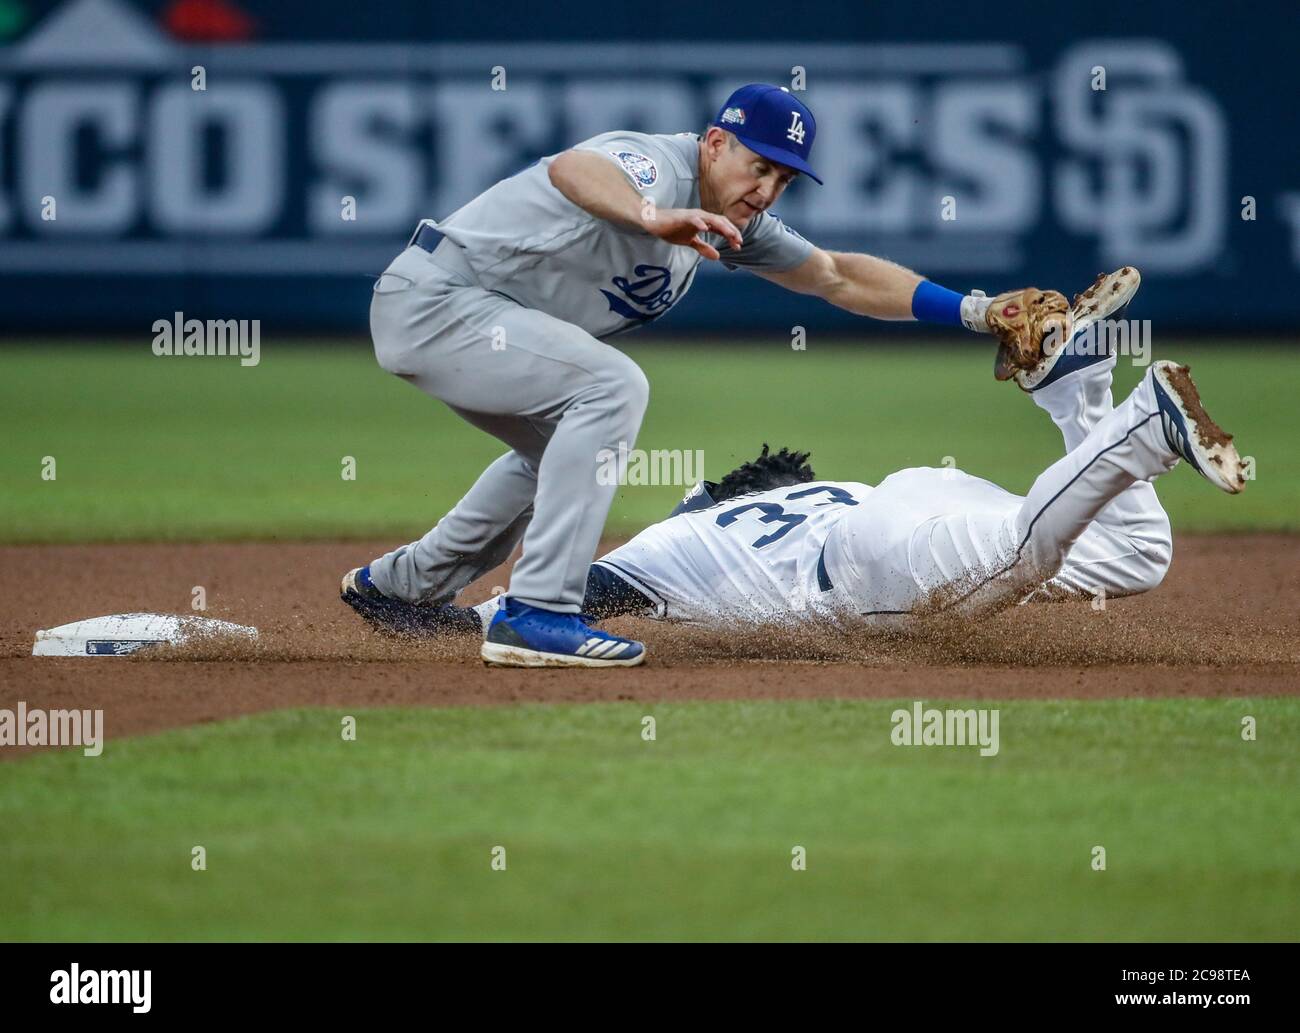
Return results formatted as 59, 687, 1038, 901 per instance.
594, 481, 874, 623
594, 459, 1172, 627
472, 453, 1172, 630
431, 131, 815, 339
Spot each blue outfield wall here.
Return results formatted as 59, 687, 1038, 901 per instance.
1, 0, 1299, 335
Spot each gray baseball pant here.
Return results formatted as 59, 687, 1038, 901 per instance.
365, 244, 649, 613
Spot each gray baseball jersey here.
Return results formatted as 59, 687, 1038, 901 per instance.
432, 131, 815, 339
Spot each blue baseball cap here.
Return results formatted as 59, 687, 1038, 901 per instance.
711, 83, 822, 185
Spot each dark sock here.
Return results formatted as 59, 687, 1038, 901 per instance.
583, 565, 653, 620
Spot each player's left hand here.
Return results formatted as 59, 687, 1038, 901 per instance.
987, 287, 1073, 381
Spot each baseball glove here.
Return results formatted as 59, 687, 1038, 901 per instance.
988, 287, 1073, 381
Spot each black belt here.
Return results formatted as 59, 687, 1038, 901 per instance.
406, 222, 479, 284
410, 222, 445, 253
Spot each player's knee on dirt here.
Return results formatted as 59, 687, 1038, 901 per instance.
1119, 515, 1174, 596
1086, 505, 1173, 598
1126, 550, 1171, 596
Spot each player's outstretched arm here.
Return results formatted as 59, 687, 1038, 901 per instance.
759, 247, 922, 319
759, 246, 1070, 363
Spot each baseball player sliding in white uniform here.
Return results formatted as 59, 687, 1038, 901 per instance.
349, 269, 1247, 637
341, 82, 1134, 668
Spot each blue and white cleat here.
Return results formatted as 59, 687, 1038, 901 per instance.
1016, 266, 1142, 392
1149, 361, 1247, 495
481, 598, 646, 668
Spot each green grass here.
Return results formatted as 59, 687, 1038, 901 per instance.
1, 699, 1296, 941
1, 340, 1295, 543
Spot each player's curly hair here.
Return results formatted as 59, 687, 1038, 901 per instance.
712, 444, 815, 502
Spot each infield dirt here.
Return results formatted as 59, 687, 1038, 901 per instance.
1, 534, 1296, 749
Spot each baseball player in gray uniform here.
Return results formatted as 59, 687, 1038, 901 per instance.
341, 83, 1043, 668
